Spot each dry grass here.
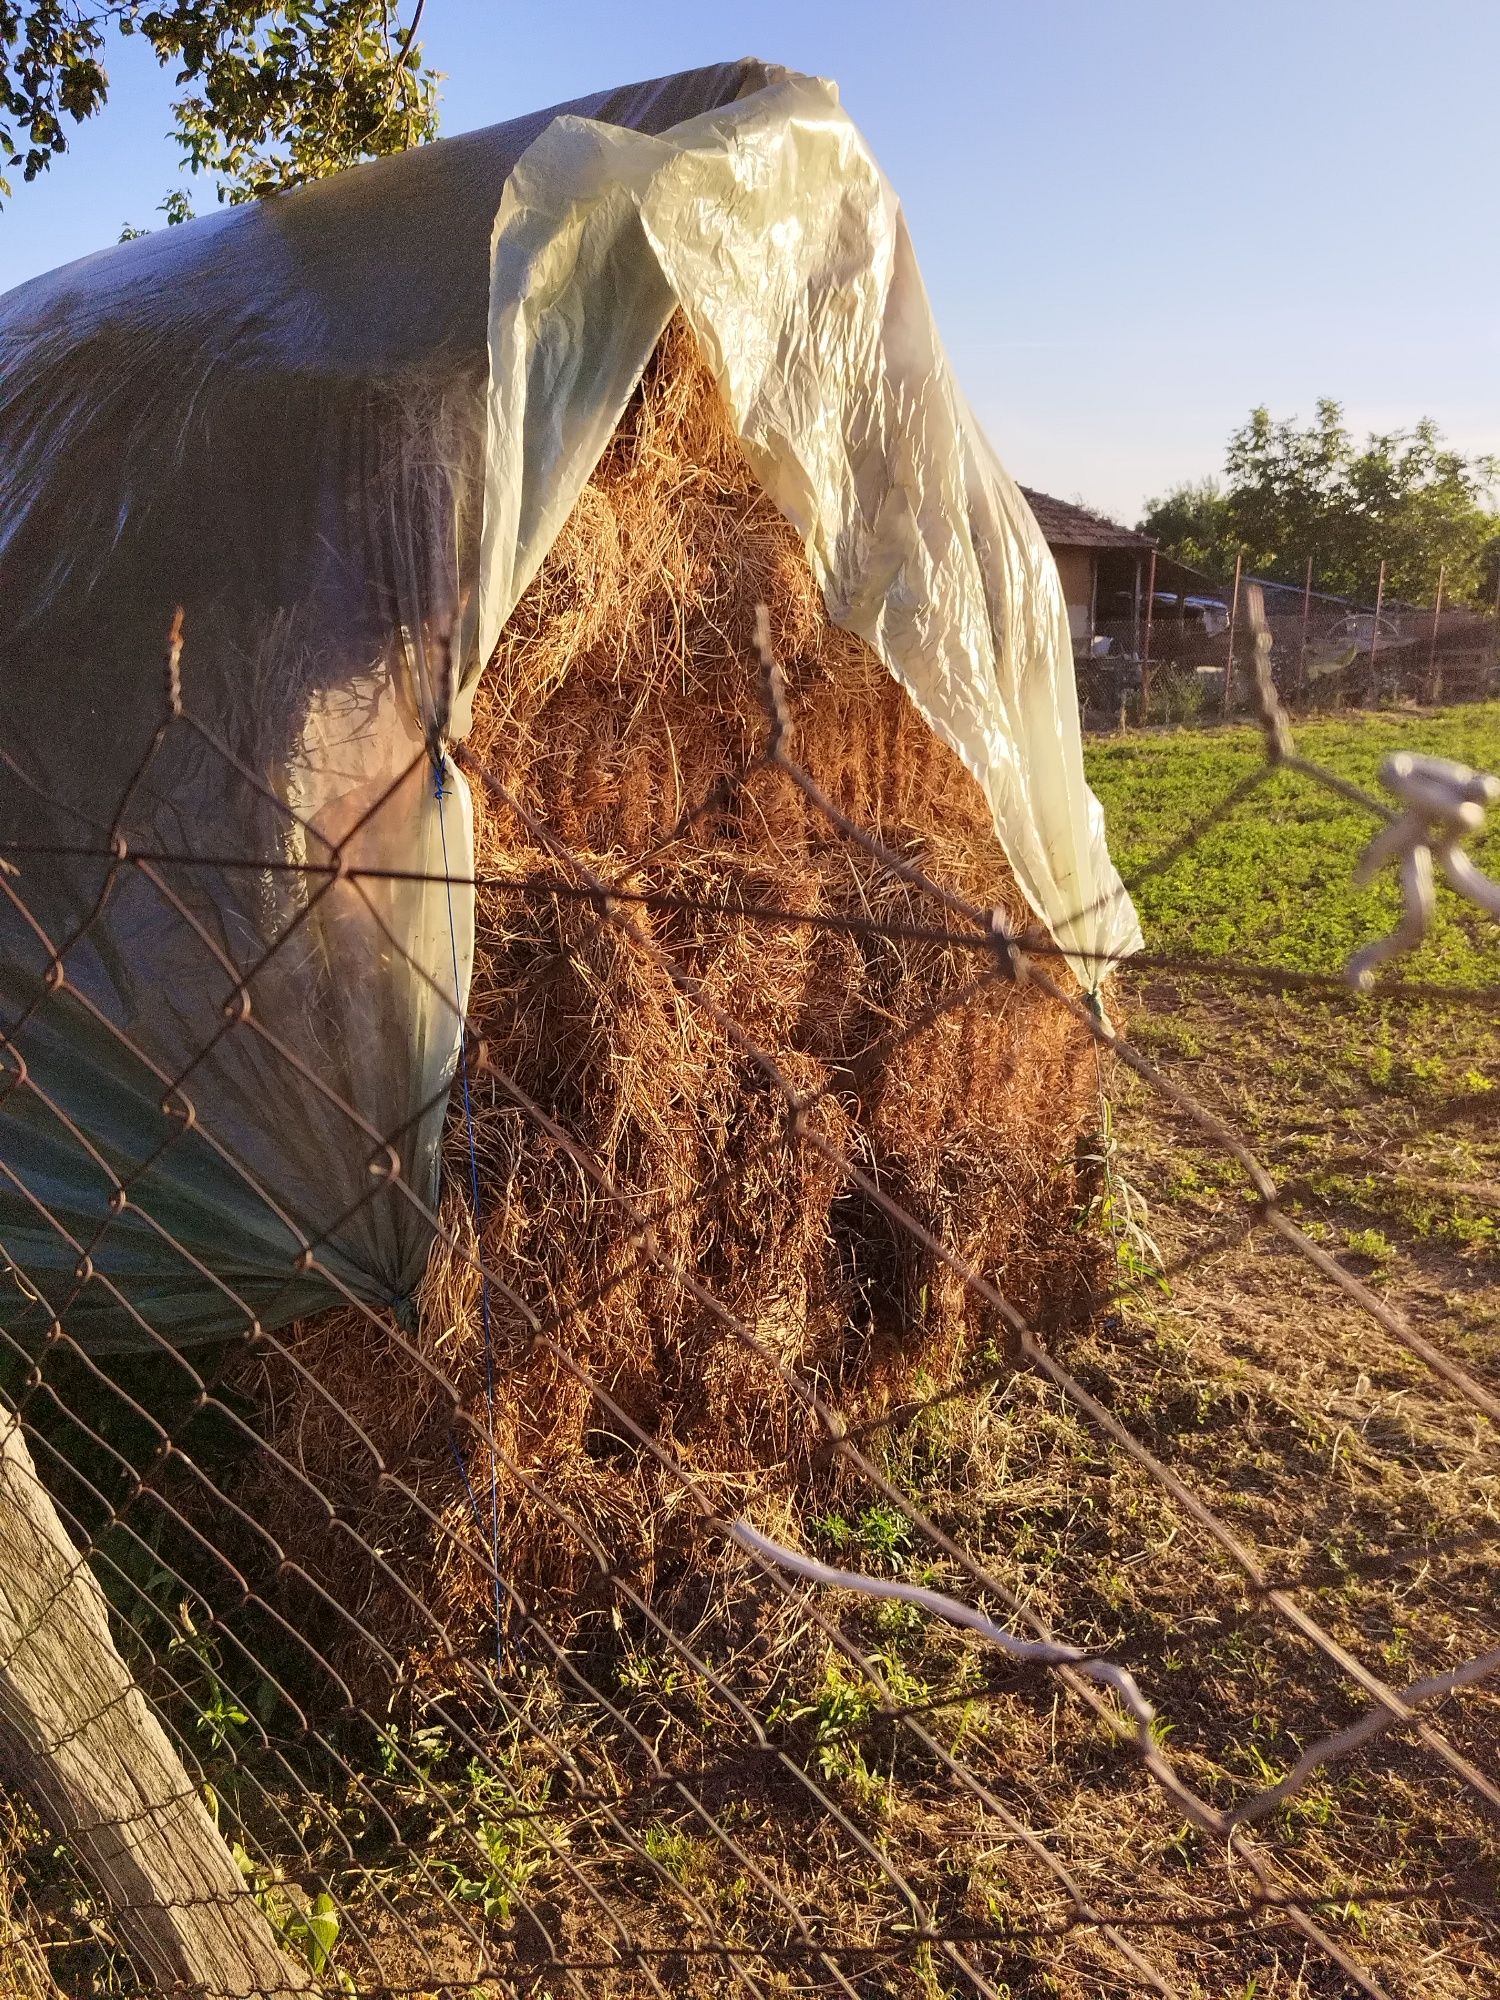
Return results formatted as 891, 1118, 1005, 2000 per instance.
0, 1799, 73, 2000
1067, 969, 1500, 1999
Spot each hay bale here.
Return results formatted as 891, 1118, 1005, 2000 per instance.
235, 318, 1099, 1678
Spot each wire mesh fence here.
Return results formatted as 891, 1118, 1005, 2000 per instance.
0, 580, 1497, 2000
1079, 585, 1500, 733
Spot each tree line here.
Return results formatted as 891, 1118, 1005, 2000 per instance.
1141, 402, 1499, 607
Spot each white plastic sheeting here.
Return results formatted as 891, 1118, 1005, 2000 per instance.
0, 59, 1137, 1351
478, 73, 1140, 981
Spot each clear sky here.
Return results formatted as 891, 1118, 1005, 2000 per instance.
3, 1, 1496, 523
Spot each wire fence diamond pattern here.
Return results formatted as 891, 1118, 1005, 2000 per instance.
0, 588, 1496, 2000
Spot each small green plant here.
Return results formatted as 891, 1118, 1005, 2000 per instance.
1082, 1095, 1167, 1293
452, 1812, 549, 1926
229, 1840, 354, 1993
1381, 1625, 1413, 1672
374, 1720, 451, 1783
808, 1509, 854, 1553
281, 1893, 344, 1985
1366, 1042, 1396, 1089
776, 1656, 883, 1803
1345, 1225, 1396, 1266
640, 1823, 739, 1906
1447, 1209, 1496, 1252
855, 1501, 912, 1568
617, 1649, 688, 1701
776, 1646, 942, 1812
431, 1746, 562, 1931
873, 1595, 925, 1645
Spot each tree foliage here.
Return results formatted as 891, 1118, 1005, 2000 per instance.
1141, 401, 1500, 605
0, 2, 436, 208
1131, 477, 1239, 582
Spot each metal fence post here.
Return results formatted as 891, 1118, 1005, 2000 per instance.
1427, 561, 1446, 704
1223, 552, 1242, 717
1368, 558, 1386, 706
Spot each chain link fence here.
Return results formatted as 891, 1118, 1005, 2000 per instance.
0, 588, 1496, 2000
1079, 581, 1500, 732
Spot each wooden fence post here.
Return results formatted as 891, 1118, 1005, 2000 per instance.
1140, 546, 1157, 722
0, 1408, 311, 1998
1368, 558, 1386, 704
1297, 554, 1314, 702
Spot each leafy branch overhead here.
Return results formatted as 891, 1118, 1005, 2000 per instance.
0, 2, 436, 205
1141, 401, 1500, 606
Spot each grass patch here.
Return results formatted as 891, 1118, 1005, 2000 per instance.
1088, 701, 1500, 983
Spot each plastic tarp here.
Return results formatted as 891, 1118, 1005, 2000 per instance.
0, 59, 1139, 1353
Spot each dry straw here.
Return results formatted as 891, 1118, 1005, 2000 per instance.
230, 317, 1100, 1684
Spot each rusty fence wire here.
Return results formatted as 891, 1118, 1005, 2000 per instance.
0, 594, 1496, 2000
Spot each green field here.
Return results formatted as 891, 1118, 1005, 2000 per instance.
1087, 703, 1500, 1274
1066, 704, 1500, 1995
1085, 704, 1500, 1243
1087, 702, 1500, 987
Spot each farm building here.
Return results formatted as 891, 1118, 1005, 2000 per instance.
1019, 487, 1159, 652
1021, 489, 1241, 660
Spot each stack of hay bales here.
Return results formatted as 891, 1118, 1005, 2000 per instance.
236, 319, 1099, 1678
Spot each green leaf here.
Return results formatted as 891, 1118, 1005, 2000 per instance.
0, 3, 439, 212
302, 1892, 340, 1974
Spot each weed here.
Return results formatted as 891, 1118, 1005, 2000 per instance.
228, 1841, 353, 1993
1345, 1226, 1396, 1265
617, 1649, 689, 1701
854, 1501, 913, 1568
1080, 1095, 1167, 1293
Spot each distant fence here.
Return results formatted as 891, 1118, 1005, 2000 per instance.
1078, 580, 1499, 731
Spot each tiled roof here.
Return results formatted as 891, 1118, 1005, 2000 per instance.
1019, 487, 1156, 552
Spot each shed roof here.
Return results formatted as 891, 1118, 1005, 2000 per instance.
1020, 488, 1155, 553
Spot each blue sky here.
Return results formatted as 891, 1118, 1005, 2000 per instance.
3, 1, 1496, 521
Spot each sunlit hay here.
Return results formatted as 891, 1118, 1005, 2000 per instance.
0, 1799, 61, 2000
243, 315, 1101, 1681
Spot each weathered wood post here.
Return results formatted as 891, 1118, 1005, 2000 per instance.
0, 1407, 311, 1997
1140, 546, 1157, 722
1368, 557, 1387, 704
1297, 553, 1314, 703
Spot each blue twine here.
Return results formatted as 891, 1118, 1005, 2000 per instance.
446, 1434, 493, 1550
434, 753, 504, 1667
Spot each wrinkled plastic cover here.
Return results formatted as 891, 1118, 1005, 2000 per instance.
0, 60, 1137, 1353
476, 74, 1141, 989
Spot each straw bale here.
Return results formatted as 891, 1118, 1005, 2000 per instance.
233, 318, 1100, 1680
